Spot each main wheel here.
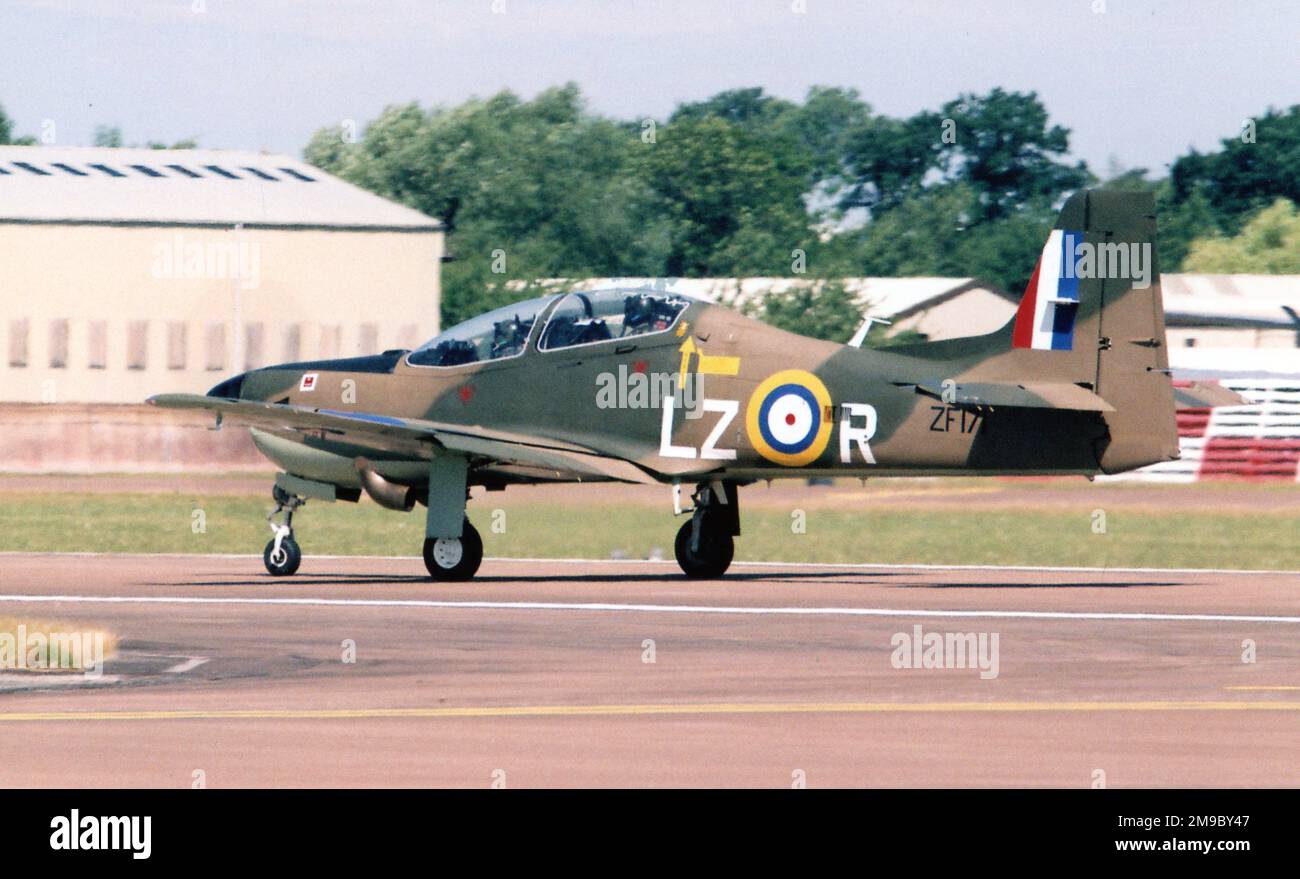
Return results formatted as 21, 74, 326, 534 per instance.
263, 535, 302, 576
423, 520, 483, 581
674, 518, 734, 579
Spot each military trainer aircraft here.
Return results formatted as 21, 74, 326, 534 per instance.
150, 189, 1231, 580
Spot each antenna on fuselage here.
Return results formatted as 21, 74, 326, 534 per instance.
848, 315, 891, 348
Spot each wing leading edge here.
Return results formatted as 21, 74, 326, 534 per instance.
147, 394, 660, 485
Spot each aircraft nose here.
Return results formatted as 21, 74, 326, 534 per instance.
206, 372, 246, 400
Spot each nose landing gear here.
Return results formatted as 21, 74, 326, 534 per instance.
263, 485, 304, 576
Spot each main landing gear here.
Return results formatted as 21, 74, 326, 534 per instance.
674, 480, 739, 579
422, 519, 484, 581
264, 485, 304, 576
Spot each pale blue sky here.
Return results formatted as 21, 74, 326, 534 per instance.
2, 0, 1295, 175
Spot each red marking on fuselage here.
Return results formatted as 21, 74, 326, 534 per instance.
458, 385, 474, 404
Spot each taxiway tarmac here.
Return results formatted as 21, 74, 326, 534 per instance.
1, 553, 1298, 787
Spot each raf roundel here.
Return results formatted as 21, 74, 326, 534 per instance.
745, 369, 834, 466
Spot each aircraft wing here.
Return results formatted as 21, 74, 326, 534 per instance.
909, 380, 1116, 412
147, 394, 661, 485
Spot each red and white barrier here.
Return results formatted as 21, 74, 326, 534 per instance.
1107, 379, 1300, 482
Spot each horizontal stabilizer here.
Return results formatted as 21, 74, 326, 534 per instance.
910, 380, 1116, 412
1172, 381, 1248, 408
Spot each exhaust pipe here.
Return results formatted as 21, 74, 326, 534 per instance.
354, 458, 418, 511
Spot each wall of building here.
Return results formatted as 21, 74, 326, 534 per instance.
0, 223, 442, 404
0, 404, 271, 473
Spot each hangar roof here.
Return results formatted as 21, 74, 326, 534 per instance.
0, 145, 441, 232
1162, 274, 1300, 329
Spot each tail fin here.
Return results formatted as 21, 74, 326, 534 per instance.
965, 189, 1179, 473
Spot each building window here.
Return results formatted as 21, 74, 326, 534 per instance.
127, 321, 149, 370
48, 320, 69, 369
319, 324, 341, 359
8, 319, 29, 368
88, 321, 108, 369
244, 323, 265, 370
359, 323, 378, 355
282, 324, 301, 362
167, 322, 188, 370
1184, 337, 1197, 348
205, 323, 226, 371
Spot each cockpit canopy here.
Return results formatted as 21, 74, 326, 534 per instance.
538, 289, 690, 350
408, 294, 552, 367
408, 289, 692, 367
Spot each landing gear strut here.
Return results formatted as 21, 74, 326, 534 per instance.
263, 485, 304, 576
674, 481, 739, 579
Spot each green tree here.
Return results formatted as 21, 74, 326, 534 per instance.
1156, 184, 1220, 271
839, 111, 945, 214
147, 138, 198, 149
638, 114, 812, 275
670, 86, 796, 129
307, 85, 671, 326
782, 86, 874, 189
1182, 199, 1300, 274
300, 83, 1105, 327
1169, 106, 1300, 231
938, 88, 1092, 220
749, 281, 863, 343
93, 125, 123, 147
0, 102, 36, 144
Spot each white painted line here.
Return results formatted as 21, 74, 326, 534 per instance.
164, 656, 209, 674
1, 551, 1296, 576
0, 594, 1297, 625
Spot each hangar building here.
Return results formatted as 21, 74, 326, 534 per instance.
0, 145, 443, 406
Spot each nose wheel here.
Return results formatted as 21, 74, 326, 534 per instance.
423, 519, 483, 581
263, 486, 304, 577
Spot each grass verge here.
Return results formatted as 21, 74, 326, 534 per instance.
0, 491, 1297, 570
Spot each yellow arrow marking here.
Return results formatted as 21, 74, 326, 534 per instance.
697, 353, 740, 376
678, 336, 739, 379
676, 336, 697, 381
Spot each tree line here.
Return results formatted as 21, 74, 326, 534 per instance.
300, 85, 1298, 336
4, 90, 1296, 341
